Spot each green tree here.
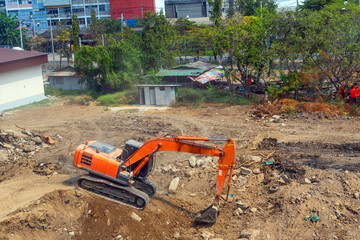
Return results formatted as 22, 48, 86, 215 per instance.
210, 13, 269, 97
209, 0, 223, 26
56, 29, 72, 67
299, 0, 335, 11
140, 11, 176, 72
28, 36, 49, 52
71, 14, 80, 52
89, 9, 102, 45
235, 0, 277, 16
75, 41, 142, 92
0, 13, 21, 46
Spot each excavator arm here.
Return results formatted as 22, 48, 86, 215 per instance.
123, 136, 236, 204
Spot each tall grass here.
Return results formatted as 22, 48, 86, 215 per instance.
44, 87, 99, 99
177, 88, 255, 106
96, 90, 138, 106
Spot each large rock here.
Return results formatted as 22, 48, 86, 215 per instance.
189, 156, 196, 168
169, 177, 180, 194
196, 159, 204, 167
240, 167, 252, 175
0, 150, 8, 162
131, 212, 142, 221
246, 155, 262, 162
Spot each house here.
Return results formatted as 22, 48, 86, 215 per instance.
137, 84, 181, 106
48, 67, 86, 90
156, 61, 218, 88
0, 49, 48, 111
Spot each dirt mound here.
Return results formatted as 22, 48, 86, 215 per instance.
253, 99, 358, 118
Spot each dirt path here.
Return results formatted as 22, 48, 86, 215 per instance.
0, 171, 73, 220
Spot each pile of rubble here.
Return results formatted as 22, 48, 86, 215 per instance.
0, 128, 54, 164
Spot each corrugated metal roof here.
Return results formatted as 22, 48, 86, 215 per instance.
182, 61, 218, 70
47, 71, 82, 77
156, 69, 205, 77
0, 49, 47, 64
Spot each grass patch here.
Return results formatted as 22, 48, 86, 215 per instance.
96, 90, 138, 106
177, 88, 255, 106
5, 99, 51, 112
44, 87, 98, 99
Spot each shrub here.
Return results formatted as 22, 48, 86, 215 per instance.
96, 89, 138, 106
177, 87, 255, 106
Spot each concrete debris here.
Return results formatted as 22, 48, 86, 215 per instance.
189, 156, 196, 168
201, 231, 215, 240
115, 235, 123, 240
174, 232, 180, 239
131, 212, 142, 221
246, 155, 262, 162
68, 232, 75, 236
236, 202, 249, 210
0, 128, 54, 163
250, 208, 258, 213
196, 159, 204, 167
169, 177, 180, 194
304, 178, 312, 184
240, 167, 252, 175
238, 176, 247, 186
354, 192, 360, 199
21, 130, 33, 137
31, 136, 43, 145
253, 168, 261, 174
280, 173, 291, 183
239, 231, 251, 239
235, 208, 243, 216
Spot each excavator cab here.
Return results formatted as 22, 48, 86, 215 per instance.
119, 140, 156, 179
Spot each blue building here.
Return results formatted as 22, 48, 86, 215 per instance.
5, 0, 111, 34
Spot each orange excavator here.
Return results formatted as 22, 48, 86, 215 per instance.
73, 136, 235, 224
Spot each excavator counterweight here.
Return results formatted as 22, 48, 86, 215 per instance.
74, 136, 235, 224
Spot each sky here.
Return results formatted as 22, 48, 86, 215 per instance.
276, 0, 305, 9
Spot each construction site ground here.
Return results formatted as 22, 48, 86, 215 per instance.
0, 100, 360, 240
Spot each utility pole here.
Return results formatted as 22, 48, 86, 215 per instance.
18, 18, 23, 49
141, 3, 144, 18
50, 19, 55, 68
121, 12, 124, 33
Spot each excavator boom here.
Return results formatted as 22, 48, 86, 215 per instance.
74, 136, 236, 224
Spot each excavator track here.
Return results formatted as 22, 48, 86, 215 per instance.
133, 178, 157, 197
77, 174, 149, 210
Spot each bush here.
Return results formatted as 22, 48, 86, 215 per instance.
177, 87, 255, 106
96, 90, 138, 106
44, 87, 98, 99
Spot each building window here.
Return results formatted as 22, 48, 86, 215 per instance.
99, 5, 105, 11
55, 77, 64, 85
159, 87, 165, 91
79, 18, 85, 25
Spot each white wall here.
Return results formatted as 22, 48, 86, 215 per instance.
0, 65, 46, 111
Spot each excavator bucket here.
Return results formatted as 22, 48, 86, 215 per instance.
193, 204, 218, 224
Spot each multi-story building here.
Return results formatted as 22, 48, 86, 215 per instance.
165, 0, 234, 19
5, 0, 160, 33
0, 1, 6, 13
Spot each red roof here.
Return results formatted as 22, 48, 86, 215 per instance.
0, 49, 48, 73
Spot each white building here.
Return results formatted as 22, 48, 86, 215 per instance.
0, 49, 48, 111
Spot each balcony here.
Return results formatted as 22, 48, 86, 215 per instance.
98, 10, 110, 16
71, 0, 83, 4
85, 0, 97, 4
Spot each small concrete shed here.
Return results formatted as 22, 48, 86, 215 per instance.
48, 67, 86, 90
137, 84, 181, 106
